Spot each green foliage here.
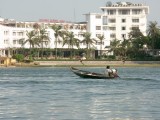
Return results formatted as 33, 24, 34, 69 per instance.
63, 31, 80, 59
12, 54, 24, 62
107, 55, 116, 60
51, 24, 63, 60
81, 32, 96, 59
14, 22, 160, 61
109, 23, 160, 61
147, 21, 160, 49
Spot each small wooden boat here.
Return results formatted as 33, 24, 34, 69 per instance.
70, 67, 119, 79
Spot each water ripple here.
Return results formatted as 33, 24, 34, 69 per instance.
0, 67, 160, 119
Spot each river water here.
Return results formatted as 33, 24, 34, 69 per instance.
0, 67, 160, 120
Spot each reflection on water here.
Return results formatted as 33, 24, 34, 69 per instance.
0, 67, 160, 120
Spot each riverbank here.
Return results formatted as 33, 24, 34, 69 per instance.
4, 60, 160, 67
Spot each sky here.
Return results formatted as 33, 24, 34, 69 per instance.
0, 0, 159, 24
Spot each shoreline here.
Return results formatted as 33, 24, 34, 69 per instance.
1, 60, 160, 67
35, 60, 160, 67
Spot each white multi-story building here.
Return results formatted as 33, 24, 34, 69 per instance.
0, 1, 149, 57
85, 13, 110, 48
0, 18, 110, 57
0, 19, 87, 57
100, 1, 149, 40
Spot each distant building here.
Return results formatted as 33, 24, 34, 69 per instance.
0, 19, 88, 57
0, 1, 149, 57
101, 1, 149, 40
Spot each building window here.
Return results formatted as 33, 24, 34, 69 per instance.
4, 31, 9, 35
103, 26, 108, 30
13, 32, 16, 36
19, 39, 24, 44
132, 19, 139, 23
13, 40, 17, 44
96, 42, 104, 45
131, 26, 139, 30
132, 9, 142, 15
4, 39, 9, 44
96, 26, 101, 30
109, 27, 116, 31
122, 27, 126, 30
18, 32, 24, 36
122, 34, 126, 39
102, 16, 108, 25
110, 34, 116, 38
118, 9, 130, 15
122, 19, 126, 23
96, 15, 101, 19
107, 10, 116, 15
109, 19, 116, 23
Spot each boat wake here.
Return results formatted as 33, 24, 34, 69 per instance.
120, 77, 159, 81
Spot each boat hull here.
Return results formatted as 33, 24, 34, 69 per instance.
70, 67, 118, 79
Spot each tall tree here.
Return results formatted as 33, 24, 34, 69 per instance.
97, 35, 105, 58
51, 24, 63, 59
63, 31, 80, 59
39, 28, 50, 58
109, 38, 131, 62
21, 30, 40, 58
128, 28, 144, 51
109, 39, 121, 56
22, 31, 39, 50
81, 32, 95, 59
127, 28, 152, 58
119, 38, 131, 61
147, 21, 160, 49
128, 28, 144, 39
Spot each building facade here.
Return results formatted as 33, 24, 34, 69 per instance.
0, 1, 149, 57
100, 1, 149, 40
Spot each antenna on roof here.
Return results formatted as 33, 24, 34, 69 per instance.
74, 8, 76, 23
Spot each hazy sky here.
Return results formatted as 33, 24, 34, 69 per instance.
0, 0, 159, 24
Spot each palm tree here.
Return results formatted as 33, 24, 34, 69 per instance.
81, 32, 95, 59
119, 38, 131, 62
39, 28, 50, 58
63, 31, 80, 59
22, 30, 39, 52
109, 39, 121, 56
97, 35, 105, 58
147, 21, 160, 50
109, 38, 131, 62
51, 25, 63, 59
21, 30, 40, 59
